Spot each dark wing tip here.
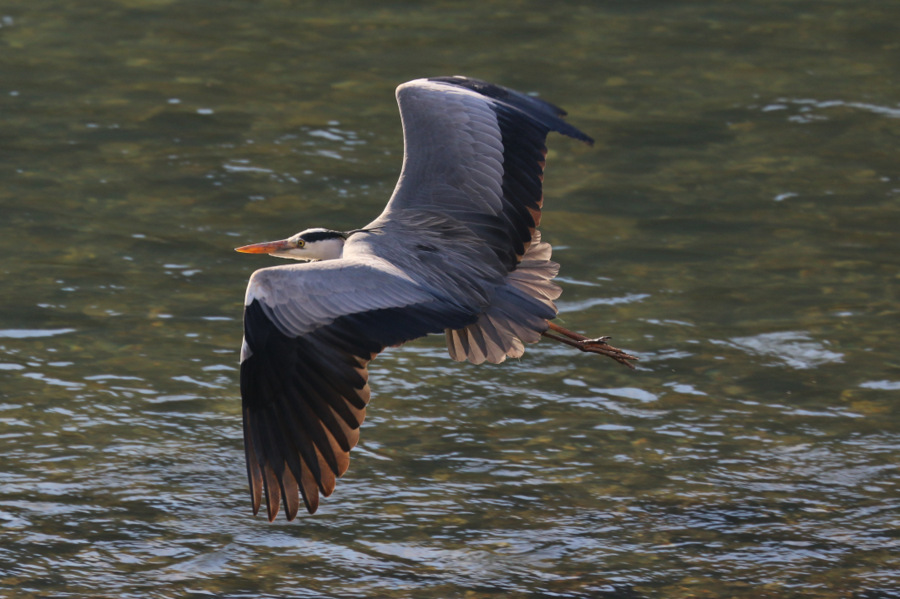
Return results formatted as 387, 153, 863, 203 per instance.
426, 75, 595, 146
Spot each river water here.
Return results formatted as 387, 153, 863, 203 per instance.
1, 1, 898, 597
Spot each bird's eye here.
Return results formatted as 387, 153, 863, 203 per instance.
296, 239, 306, 248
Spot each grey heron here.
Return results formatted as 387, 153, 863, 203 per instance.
235, 76, 637, 521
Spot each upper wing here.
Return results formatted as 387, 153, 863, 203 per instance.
240, 256, 477, 521
371, 76, 593, 271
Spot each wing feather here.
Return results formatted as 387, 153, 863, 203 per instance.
280, 463, 301, 521
373, 76, 592, 272
239, 77, 594, 519
241, 257, 479, 520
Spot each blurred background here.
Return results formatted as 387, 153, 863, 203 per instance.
1, 1, 898, 597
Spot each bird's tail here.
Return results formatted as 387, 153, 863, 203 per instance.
445, 231, 561, 364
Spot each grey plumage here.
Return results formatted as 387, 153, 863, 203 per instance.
238, 76, 601, 521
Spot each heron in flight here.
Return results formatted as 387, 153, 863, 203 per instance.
235, 76, 637, 521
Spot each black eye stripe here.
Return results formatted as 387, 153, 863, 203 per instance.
300, 230, 347, 243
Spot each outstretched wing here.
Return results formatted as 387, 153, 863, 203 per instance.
240, 256, 477, 521
371, 76, 593, 271
239, 77, 594, 520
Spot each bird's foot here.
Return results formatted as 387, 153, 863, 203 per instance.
576, 337, 638, 369
543, 322, 638, 369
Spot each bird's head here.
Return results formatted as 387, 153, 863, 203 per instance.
235, 228, 347, 261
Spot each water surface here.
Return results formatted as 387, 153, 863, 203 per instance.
1, 1, 898, 597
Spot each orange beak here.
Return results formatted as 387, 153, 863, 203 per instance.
234, 239, 294, 254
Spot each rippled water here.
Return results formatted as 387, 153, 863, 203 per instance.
2, 1, 899, 597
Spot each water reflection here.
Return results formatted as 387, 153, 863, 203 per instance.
721, 331, 845, 370
2, 0, 899, 597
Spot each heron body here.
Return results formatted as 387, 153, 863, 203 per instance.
236, 76, 636, 521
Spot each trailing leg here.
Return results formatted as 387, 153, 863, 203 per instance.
542, 321, 638, 369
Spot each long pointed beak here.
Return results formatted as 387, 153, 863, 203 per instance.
235, 239, 293, 254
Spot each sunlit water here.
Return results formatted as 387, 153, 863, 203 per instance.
1, 1, 898, 597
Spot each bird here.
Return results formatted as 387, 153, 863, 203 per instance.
235, 76, 637, 521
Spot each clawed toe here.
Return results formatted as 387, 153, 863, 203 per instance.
543, 322, 638, 369
578, 338, 638, 369
580, 336, 611, 345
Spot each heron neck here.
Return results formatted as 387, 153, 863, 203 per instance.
307, 237, 345, 260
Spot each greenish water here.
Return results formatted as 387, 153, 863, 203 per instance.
1, 1, 898, 597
